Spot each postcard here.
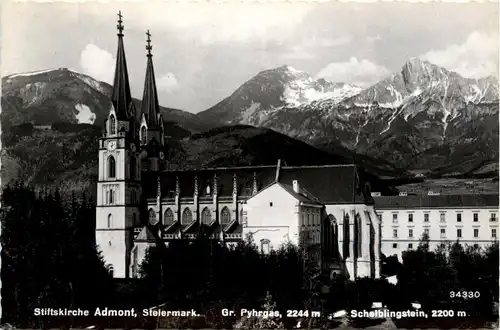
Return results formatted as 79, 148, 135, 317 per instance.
1, 1, 498, 329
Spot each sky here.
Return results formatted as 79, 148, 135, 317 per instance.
2, 1, 498, 113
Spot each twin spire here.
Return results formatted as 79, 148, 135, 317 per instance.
142, 29, 161, 128
111, 11, 160, 130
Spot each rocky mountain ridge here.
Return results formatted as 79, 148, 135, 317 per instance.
198, 58, 499, 177
1, 68, 205, 132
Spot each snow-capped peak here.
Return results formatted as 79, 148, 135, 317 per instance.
4, 67, 108, 95
281, 65, 302, 75
4, 68, 60, 79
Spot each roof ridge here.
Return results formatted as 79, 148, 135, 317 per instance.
158, 164, 357, 173
282, 164, 356, 169
160, 165, 278, 172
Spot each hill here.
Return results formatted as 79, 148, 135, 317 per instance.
1, 123, 396, 196
1, 68, 206, 132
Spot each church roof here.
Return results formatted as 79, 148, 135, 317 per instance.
135, 226, 156, 242
279, 165, 371, 204
111, 11, 134, 121
141, 30, 161, 129
277, 183, 322, 205
142, 166, 277, 199
374, 194, 499, 209
142, 164, 373, 205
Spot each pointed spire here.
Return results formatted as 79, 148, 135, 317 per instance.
111, 11, 133, 121
232, 173, 237, 196
175, 176, 180, 196
157, 176, 161, 199
194, 176, 199, 196
252, 172, 258, 195
141, 29, 161, 129
213, 174, 218, 195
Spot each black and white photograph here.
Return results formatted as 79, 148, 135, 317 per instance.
0, 1, 499, 329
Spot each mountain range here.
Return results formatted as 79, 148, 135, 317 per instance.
198, 58, 499, 178
1, 58, 498, 194
1, 68, 204, 132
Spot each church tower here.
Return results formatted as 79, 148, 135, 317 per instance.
95, 11, 141, 278
139, 30, 166, 172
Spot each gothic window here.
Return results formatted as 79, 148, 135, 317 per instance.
107, 214, 113, 228
201, 207, 212, 225
182, 208, 192, 225
133, 213, 137, 226
343, 214, 350, 258
108, 189, 115, 205
356, 215, 362, 257
130, 156, 136, 179
109, 265, 114, 277
331, 215, 339, 256
109, 115, 116, 135
164, 208, 174, 226
132, 248, 138, 278
141, 126, 147, 145
108, 156, 116, 178
220, 207, 231, 225
261, 239, 270, 254
148, 208, 156, 226
205, 185, 211, 196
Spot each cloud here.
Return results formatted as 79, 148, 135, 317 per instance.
421, 31, 498, 78
307, 36, 352, 48
79, 44, 115, 84
316, 57, 391, 86
157, 73, 180, 93
283, 47, 317, 60
283, 36, 352, 60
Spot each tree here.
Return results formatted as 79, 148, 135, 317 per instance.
1, 183, 112, 327
233, 291, 285, 329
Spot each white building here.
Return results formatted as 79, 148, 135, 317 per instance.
374, 194, 499, 260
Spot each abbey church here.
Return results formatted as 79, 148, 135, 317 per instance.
95, 13, 382, 281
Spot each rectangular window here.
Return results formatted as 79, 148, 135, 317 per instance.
473, 213, 479, 222
392, 213, 398, 223
424, 228, 430, 235
440, 213, 446, 222
440, 228, 446, 238
408, 214, 413, 222
393, 229, 398, 238
491, 213, 497, 222
392, 243, 398, 248
261, 239, 270, 254
457, 229, 462, 238
424, 213, 429, 222
409, 229, 413, 238
408, 243, 413, 249
457, 213, 462, 222
492, 229, 497, 239
474, 229, 479, 238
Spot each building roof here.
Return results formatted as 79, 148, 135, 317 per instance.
142, 164, 373, 205
135, 226, 156, 242
279, 165, 371, 204
374, 194, 499, 209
